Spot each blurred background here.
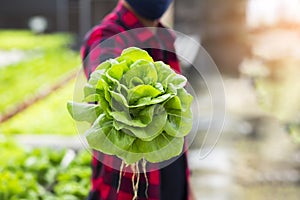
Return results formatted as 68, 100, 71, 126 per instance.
0, 0, 300, 199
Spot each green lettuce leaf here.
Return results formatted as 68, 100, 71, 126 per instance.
121, 60, 158, 87
67, 102, 102, 123
127, 85, 162, 105
117, 47, 154, 65
107, 60, 128, 81
164, 88, 193, 137
113, 105, 167, 141
86, 115, 135, 155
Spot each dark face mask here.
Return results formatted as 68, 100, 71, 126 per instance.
126, 0, 173, 20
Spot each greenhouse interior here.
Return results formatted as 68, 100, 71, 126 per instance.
0, 0, 300, 199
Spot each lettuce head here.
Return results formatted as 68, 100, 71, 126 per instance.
68, 47, 193, 164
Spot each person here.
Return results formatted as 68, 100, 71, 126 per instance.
81, 0, 190, 199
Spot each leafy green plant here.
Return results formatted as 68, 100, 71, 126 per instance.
0, 138, 91, 199
0, 30, 80, 135
0, 81, 77, 135
0, 44, 80, 114
68, 47, 193, 164
68, 47, 193, 199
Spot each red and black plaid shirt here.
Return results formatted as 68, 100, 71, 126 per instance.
81, 2, 190, 200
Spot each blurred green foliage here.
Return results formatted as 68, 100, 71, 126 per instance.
0, 81, 77, 135
0, 30, 73, 50
0, 30, 81, 135
0, 138, 91, 199
0, 30, 80, 113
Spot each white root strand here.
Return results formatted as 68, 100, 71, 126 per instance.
131, 163, 138, 200
142, 158, 148, 198
117, 160, 125, 193
130, 160, 149, 200
135, 162, 140, 197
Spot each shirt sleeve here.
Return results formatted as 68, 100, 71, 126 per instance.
80, 23, 126, 78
